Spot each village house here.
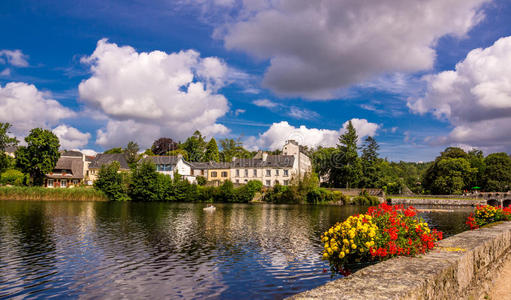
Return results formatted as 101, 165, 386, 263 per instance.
44, 150, 86, 188
88, 153, 130, 182
230, 140, 312, 187
190, 161, 232, 184
141, 155, 196, 183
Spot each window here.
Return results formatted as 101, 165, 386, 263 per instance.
245, 169, 248, 177
221, 171, 228, 177
284, 180, 289, 186
284, 169, 289, 176
266, 170, 271, 176
236, 169, 240, 177
61, 179, 67, 188
253, 169, 257, 176
73, 179, 79, 185
275, 169, 279, 176
265, 180, 271, 186
275, 180, 280, 185
211, 171, 218, 177
48, 179, 54, 187
236, 179, 239, 183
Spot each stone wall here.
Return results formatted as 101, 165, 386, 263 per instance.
290, 221, 511, 300
389, 197, 486, 206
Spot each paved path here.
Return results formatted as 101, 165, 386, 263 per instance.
488, 257, 511, 300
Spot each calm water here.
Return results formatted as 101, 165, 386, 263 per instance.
0, 201, 471, 299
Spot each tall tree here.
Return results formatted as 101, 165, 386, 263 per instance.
467, 149, 485, 189
94, 161, 129, 201
483, 153, 511, 192
15, 128, 60, 185
104, 147, 123, 154
124, 141, 140, 167
167, 149, 189, 161
0, 123, 18, 173
204, 138, 220, 162
182, 130, 207, 162
151, 137, 178, 155
330, 121, 362, 188
360, 136, 381, 188
219, 138, 252, 162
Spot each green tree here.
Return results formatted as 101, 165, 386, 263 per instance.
151, 137, 178, 155
104, 147, 123, 154
360, 136, 381, 188
124, 141, 140, 168
129, 161, 160, 201
94, 161, 129, 201
219, 138, 252, 162
167, 149, 189, 160
182, 130, 207, 162
204, 138, 220, 162
311, 147, 337, 184
467, 149, 485, 189
483, 153, 511, 192
330, 121, 362, 188
0, 123, 18, 173
15, 128, 60, 185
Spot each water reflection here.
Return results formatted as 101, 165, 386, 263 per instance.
0, 201, 471, 299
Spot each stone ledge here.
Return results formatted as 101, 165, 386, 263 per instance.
389, 198, 486, 206
289, 222, 511, 300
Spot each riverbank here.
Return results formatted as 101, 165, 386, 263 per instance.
0, 186, 108, 201
290, 221, 511, 299
388, 196, 485, 206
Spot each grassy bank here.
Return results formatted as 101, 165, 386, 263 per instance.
0, 186, 108, 201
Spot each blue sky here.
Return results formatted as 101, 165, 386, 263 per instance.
1, 0, 511, 161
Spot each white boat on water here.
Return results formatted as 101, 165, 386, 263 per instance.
203, 205, 216, 212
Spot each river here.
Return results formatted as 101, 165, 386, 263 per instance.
0, 201, 471, 299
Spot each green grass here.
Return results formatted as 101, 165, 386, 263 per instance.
0, 186, 108, 201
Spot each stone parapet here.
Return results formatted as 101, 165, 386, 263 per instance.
389, 197, 486, 206
290, 222, 511, 299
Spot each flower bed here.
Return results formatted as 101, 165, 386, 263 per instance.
321, 203, 443, 274
466, 205, 511, 230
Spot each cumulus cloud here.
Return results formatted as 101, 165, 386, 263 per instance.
52, 125, 91, 149
215, 0, 489, 99
78, 39, 230, 149
0, 49, 29, 67
246, 118, 379, 150
79, 149, 98, 157
408, 36, 511, 151
0, 82, 76, 137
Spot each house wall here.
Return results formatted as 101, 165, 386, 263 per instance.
45, 178, 82, 188
208, 169, 230, 182
230, 167, 293, 187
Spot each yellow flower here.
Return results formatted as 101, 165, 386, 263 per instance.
345, 248, 350, 254
327, 247, 333, 255
322, 253, 329, 260
339, 251, 345, 258
351, 244, 357, 249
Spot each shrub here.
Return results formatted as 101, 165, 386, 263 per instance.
466, 205, 511, 229
94, 162, 129, 201
1, 169, 26, 186
196, 176, 207, 186
321, 204, 443, 274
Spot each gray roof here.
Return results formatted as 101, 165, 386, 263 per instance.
142, 156, 180, 166
61, 150, 83, 157
4, 145, 17, 153
89, 153, 130, 170
231, 155, 295, 168
189, 161, 232, 169
46, 157, 84, 179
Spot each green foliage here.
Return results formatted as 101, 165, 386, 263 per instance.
204, 138, 220, 162
234, 180, 263, 202
103, 147, 123, 154
306, 188, 346, 204
182, 130, 207, 162
94, 161, 129, 201
0, 186, 107, 201
15, 128, 60, 186
483, 153, 511, 192
347, 191, 380, 206
143, 149, 155, 156
129, 161, 160, 201
0, 169, 26, 186
0, 122, 18, 151
360, 136, 382, 188
219, 138, 253, 162
167, 149, 189, 160
330, 121, 362, 188
196, 176, 207, 186
124, 141, 140, 167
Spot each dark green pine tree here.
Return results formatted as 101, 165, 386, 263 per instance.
204, 138, 220, 162
360, 136, 381, 188
330, 121, 362, 188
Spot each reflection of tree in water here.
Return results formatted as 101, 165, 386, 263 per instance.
419, 208, 472, 237
0, 201, 57, 297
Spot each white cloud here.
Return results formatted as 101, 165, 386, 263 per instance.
252, 98, 279, 108
79, 149, 98, 157
234, 108, 246, 116
78, 39, 230, 149
215, 0, 489, 99
0, 50, 29, 67
0, 69, 10, 76
287, 106, 319, 120
408, 36, 511, 151
52, 125, 91, 149
0, 82, 76, 137
246, 118, 379, 150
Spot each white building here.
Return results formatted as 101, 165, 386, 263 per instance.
142, 155, 196, 183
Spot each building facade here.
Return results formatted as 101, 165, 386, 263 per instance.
44, 151, 86, 188
88, 153, 130, 182
142, 155, 196, 183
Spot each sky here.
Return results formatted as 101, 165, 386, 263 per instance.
1, 0, 511, 161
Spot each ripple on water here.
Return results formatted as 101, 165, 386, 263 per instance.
0, 201, 470, 299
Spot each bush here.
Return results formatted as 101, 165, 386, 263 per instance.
1, 169, 26, 186
196, 176, 207, 186
466, 205, 511, 229
322, 204, 443, 274
94, 162, 129, 201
